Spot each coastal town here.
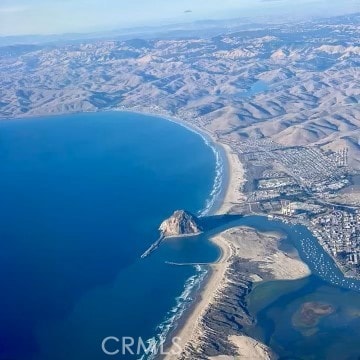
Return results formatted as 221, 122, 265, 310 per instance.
220, 135, 360, 279
243, 143, 359, 277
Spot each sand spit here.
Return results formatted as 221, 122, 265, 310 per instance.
165, 226, 310, 359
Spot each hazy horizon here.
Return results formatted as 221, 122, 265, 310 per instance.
0, 0, 359, 37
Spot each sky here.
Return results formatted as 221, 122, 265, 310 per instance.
0, 0, 359, 36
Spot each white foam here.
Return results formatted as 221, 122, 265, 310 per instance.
141, 265, 208, 360
198, 138, 224, 217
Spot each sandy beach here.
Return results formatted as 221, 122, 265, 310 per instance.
164, 234, 233, 360
214, 142, 246, 215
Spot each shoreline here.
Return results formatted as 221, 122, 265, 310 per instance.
163, 234, 234, 360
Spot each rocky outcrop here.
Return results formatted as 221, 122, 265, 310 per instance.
159, 210, 202, 237
141, 210, 202, 258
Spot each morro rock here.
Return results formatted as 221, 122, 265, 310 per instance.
159, 210, 202, 237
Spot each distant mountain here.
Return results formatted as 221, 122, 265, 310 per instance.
0, 12, 359, 167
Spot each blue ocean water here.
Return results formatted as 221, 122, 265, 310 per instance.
0, 112, 221, 360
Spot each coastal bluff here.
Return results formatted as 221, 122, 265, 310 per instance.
159, 210, 202, 238
141, 210, 202, 259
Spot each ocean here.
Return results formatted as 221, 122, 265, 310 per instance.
0, 111, 222, 360
2, 111, 359, 360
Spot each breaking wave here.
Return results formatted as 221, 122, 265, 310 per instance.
141, 265, 208, 360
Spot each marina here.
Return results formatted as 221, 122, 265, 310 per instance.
218, 216, 360, 292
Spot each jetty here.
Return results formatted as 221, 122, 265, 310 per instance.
140, 235, 164, 258
165, 261, 212, 266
